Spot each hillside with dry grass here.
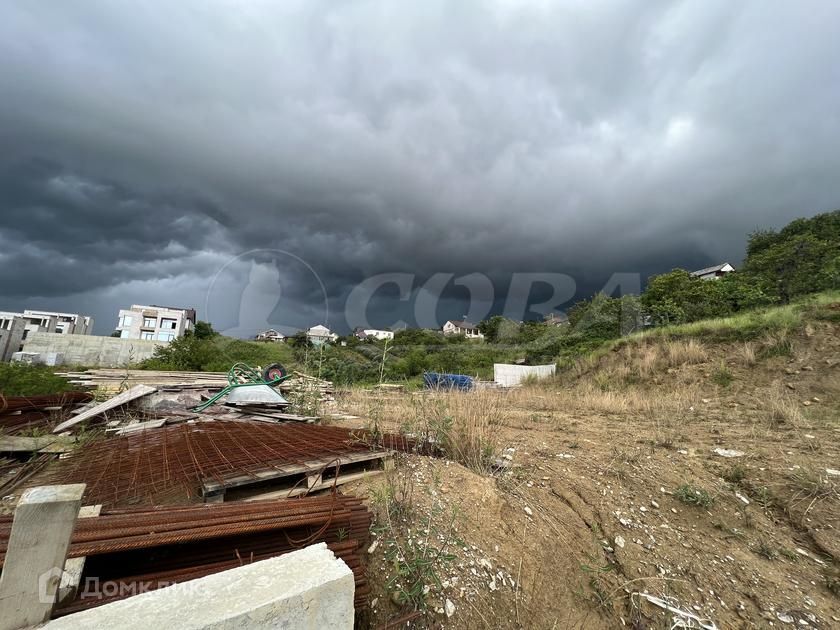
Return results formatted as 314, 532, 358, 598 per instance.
329, 292, 840, 629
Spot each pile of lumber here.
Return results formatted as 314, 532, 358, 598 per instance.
56, 369, 228, 390
55, 369, 335, 405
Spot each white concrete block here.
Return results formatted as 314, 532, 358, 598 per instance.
43, 543, 354, 630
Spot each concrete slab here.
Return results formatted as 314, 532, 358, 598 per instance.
43, 543, 354, 630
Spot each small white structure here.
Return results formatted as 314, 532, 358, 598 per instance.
494, 363, 556, 387
256, 328, 286, 342
115, 305, 195, 342
354, 328, 394, 341
443, 320, 484, 339
42, 543, 354, 630
307, 324, 338, 346
690, 262, 735, 281
11, 351, 64, 366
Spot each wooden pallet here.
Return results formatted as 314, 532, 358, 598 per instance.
202, 450, 391, 502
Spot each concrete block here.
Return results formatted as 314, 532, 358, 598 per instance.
43, 543, 354, 630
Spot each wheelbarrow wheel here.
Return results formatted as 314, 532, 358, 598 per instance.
263, 363, 288, 385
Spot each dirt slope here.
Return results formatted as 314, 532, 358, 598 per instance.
337, 310, 840, 628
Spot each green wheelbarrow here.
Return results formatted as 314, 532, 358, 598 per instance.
190, 362, 292, 412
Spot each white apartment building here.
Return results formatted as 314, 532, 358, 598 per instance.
115, 304, 196, 342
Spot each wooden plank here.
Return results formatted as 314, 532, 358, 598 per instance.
107, 419, 168, 436
232, 409, 320, 423
0, 435, 76, 454
201, 450, 390, 495
0, 484, 86, 630
57, 504, 101, 605
52, 385, 157, 433
242, 469, 384, 501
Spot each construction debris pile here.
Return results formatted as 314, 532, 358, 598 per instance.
0, 366, 391, 621
56, 368, 336, 406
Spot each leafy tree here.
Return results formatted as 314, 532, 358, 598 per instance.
478, 315, 505, 343
143, 333, 212, 371
742, 211, 840, 301
568, 293, 642, 339
394, 328, 446, 348
642, 269, 731, 324
193, 320, 217, 339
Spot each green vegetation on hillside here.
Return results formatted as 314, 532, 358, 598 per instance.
562, 209, 839, 356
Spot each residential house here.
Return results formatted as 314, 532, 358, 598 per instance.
115, 304, 196, 342
307, 324, 338, 346
353, 328, 395, 341
543, 312, 569, 327
22, 310, 94, 335
0, 309, 94, 341
442, 320, 484, 339
690, 262, 735, 281
256, 329, 286, 342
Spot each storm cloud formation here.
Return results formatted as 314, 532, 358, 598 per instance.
1, 1, 839, 335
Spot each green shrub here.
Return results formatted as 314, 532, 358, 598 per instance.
675, 484, 715, 508
711, 363, 734, 387
0, 363, 79, 397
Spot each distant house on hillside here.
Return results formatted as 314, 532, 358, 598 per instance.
442, 320, 484, 339
255, 329, 285, 342
307, 324, 338, 346
690, 262, 735, 281
353, 328, 394, 341
543, 312, 569, 327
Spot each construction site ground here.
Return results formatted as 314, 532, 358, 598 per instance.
333, 319, 840, 628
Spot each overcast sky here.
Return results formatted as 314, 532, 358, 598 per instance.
2, 1, 839, 336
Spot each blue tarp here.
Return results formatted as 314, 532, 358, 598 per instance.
423, 372, 474, 391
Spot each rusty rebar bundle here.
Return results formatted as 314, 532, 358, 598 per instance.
0, 494, 372, 614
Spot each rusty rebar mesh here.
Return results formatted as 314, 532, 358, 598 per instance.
0, 391, 93, 413
45, 420, 384, 507
0, 391, 93, 434
0, 495, 372, 614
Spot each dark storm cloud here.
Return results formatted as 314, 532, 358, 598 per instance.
1, 1, 839, 334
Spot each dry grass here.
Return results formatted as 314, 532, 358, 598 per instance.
635, 346, 660, 379
340, 389, 504, 473
759, 329, 795, 359
503, 379, 700, 419
765, 388, 806, 429
738, 342, 757, 366
664, 339, 708, 367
